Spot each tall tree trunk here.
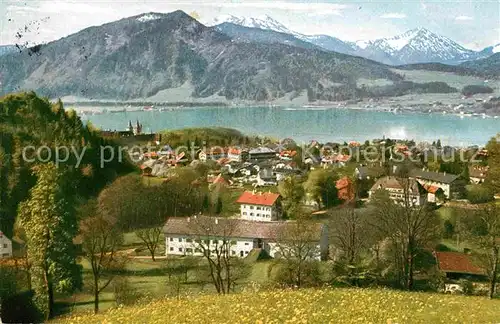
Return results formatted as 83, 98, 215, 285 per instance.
47, 281, 54, 319
94, 273, 100, 314
489, 247, 499, 299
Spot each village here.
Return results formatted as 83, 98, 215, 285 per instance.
72, 122, 497, 296
0, 119, 498, 321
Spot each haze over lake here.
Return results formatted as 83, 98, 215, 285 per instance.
81, 107, 499, 146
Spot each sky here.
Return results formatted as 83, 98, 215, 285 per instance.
1, 0, 499, 50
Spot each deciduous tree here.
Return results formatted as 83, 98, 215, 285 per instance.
79, 199, 124, 313
461, 203, 500, 299
17, 163, 82, 319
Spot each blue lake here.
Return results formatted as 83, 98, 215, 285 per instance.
82, 106, 499, 146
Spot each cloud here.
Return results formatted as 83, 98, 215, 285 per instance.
380, 13, 407, 19
455, 16, 473, 21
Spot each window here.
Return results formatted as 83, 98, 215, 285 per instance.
232, 251, 236, 255
186, 238, 193, 243
178, 238, 183, 242
256, 207, 261, 210
250, 213, 254, 216
169, 247, 174, 252
178, 248, 183, 252
2, 244, 6, 248
243, 212, 247, 215
169, 237, 173, 242
212, 240, 218, 244
257, 214, 260, 217
245, 242, 249, 246
245, 251, 249, 255
250, 206, 254, 210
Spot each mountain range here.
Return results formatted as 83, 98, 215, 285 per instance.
209, 15, 497, 66
0, 11, 408, 102
0, 11, 495, 103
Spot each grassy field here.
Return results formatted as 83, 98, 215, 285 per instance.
53, 255, 276, 317
58, 287, 500, 323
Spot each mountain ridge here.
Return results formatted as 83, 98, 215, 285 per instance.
209, 15, 496, 65
1, 10, 412, 102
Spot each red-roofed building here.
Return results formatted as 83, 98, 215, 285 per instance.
236, 191, 282, 221
227, 148, 249, 162
423, 184, 445, 203
336, 176, 355, 202
434, 251, 486, 280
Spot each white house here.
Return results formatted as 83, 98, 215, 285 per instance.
227, 148, 248, 162
409, 169, 463, 199
163, 216, 328, 260
369, 176, 427, 206
236, 191, 281, 221
0, 231, 13, 258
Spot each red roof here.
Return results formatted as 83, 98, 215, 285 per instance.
236, 191, 280, 206
434, 251, 484, 275
423, 184, 441, 194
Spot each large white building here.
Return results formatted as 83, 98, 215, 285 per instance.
236, 191, 281, 221
163, 216, 328, 260
0, 231, 13, 258
163, 191, 328, 260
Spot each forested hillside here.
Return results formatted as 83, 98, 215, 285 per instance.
0, 92, 133, 237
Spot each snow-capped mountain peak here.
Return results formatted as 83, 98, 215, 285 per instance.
493, 44, 500, 54
356, 27, 476, 64
209, 14, 294, 35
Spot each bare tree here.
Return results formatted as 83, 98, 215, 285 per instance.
461, 203, 500, 298
369, 177, 440, 290
273, 217, 323, 287
79, 200, 124, 313
329, 207, 368, 265
188, 216, 249, 294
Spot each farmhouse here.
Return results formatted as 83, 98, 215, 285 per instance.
0, 231, 12, 258
369, 176, 427, 206
163, 216, 328, 260
409, 169, 464, 199
236, 191, 282, 221
433, 251, 486, 281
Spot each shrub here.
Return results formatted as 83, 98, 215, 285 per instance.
113, 278, 142, 306
1, 290, 43, 323
466, 185, 494, 204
